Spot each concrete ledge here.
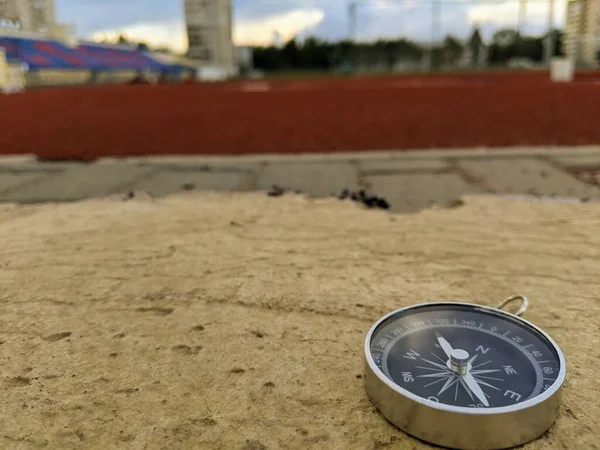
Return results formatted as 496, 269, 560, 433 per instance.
0, 193, 597, 449
93, 146, 600, 166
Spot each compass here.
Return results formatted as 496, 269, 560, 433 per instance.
364, 295, 566, 450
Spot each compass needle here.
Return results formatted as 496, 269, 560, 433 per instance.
472, 377, 501, 391
457, 376, 475, 402
365, 299, 566, 449
435, 332, 454, 360
431, 353, 448, 364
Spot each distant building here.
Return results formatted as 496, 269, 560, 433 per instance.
0, 0, 56, 35
564, 0, 599, 65
184, 0, 235, 75
236, 45, 252, 75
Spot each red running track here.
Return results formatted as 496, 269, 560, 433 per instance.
1, 71, 600, 161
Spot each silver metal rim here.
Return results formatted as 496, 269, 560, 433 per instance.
364, 301, 566, 416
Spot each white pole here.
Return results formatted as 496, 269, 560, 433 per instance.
546, 0, 555, 64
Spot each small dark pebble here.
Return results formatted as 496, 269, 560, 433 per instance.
267, 184, 285, 197
230, 367, 245, 374
449, 199, 465, 208
363, 197, 376, 208
356, 374, 363, 379
581, 197, 590, 203
182, 183, 195, 191
264, 381, 275, 387
335, 189, 391, 210
123, 191, 135, 200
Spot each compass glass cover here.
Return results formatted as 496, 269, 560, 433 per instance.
369, 304, 562, 409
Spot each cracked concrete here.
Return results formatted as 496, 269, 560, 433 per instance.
0, 191, 598, 449
1, 146, 600, 212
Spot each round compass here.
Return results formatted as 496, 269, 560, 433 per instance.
364, 296, 566, 450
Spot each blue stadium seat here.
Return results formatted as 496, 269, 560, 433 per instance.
0, 35, 195, 75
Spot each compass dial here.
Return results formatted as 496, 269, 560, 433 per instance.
369, 303, 562, 409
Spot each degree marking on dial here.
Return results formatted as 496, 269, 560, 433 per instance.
522, 344, 533, 348
502, 331, 510, 337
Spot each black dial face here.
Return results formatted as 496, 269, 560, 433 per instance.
369, 304, 562, 409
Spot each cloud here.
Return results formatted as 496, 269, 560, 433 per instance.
89, 21, 188, 52
467, 0, 567, 33
235, 8, 326, 45
55, 0, 567, 51
56, 0, 183, 35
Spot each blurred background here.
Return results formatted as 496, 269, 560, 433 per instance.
0, 0, 598, 87
1, 0, 599, 211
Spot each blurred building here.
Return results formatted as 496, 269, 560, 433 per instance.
564, 0, 599, 66
184, 0, 235, 75
0, 0, 56, 35
236, 46, 252, 75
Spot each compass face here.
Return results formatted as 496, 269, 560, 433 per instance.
368, 303, 563, 410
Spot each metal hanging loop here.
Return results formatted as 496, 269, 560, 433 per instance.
496, 295, 529, 317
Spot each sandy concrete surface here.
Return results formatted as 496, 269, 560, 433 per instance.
0, 192, 598, 450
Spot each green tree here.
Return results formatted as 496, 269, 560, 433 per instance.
468, 26, 483, 66
443, 35, 464, 65
281, 38, 300, 68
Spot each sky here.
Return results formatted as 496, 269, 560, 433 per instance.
55, 0, 567, 52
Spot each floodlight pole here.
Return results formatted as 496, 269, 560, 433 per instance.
349, 1, 357, 42
518, 0, 527, 34
430, 0, 441, 71
545, 0, 555, 64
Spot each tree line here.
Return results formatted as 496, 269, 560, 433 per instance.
251, 28, 565, 73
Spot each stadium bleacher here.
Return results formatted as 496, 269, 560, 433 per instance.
77, 42, 165, 71
0, 36, 102, 69
0, 36, 195, 75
